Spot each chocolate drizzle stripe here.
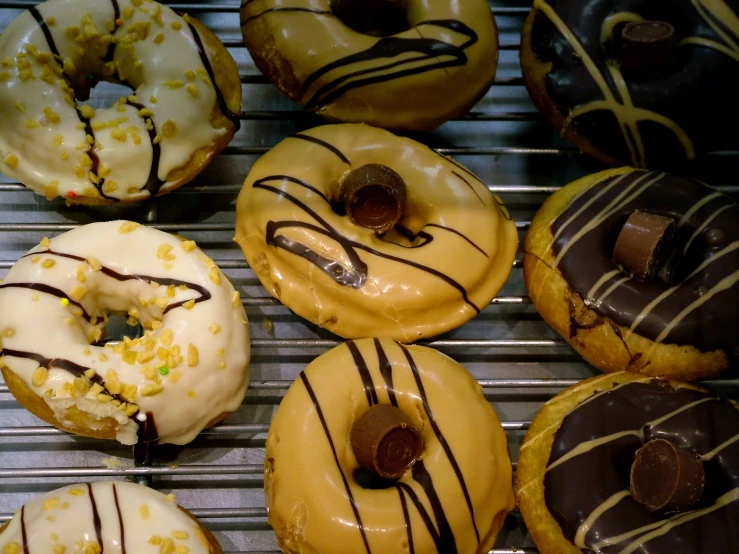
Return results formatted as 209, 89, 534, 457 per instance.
347, 340, 378, 407
290, 133, 351, 165
186, 21, 241, 128
20, 248, 212, 314
412, 461, 458, 553
374, 338, 397, 407
425, 224, 488, 258
396, 482, 443, 549
20, 505, 29, 554
0, 282, 92, 321
126, 100, 165, 196
240, 8, 331, 26
299, 372, 371, 554
451, 171, 486, 207
261, 174, 329, 203
301, 20, 478, 109
134, 411, 159, 466
104, 0, 122, 63
397, 487, 415, 554
255, 180, 480, 312
398, 343, 480, 543
28, 6, 59, 58
87, 483, 104, 552
112, 484, 127, 554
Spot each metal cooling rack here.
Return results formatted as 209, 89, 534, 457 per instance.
0, 1, 737, 552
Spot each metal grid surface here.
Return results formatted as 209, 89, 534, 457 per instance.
0, 1, 737, 552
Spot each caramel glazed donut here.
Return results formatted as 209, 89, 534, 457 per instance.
0, 221, 250, 447
240, 0, 498, 131
265, 338, 515, 554
235, 124, 519, 343
0, 481, 223, 553
524, 167, 738, 381
0, 0, 242, 204
516, 372, 739, 554
521, 0, 739, 168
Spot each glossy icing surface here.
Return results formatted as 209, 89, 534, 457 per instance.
235, 124, 519, 343
0, 0, 239, 202
0, 221, 250, 445
545, 380, 739, 553
550, 169, 738, 353
0, 481, 213, 553
265, 338, 515, 554
528, 0, 739, 167
240, 0, 498, 130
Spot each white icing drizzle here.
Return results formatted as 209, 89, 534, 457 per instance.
0, 221, 250, 445
701, 433, 739, 461
681, 0, 739, 61
574, 490, 631, 549
0, 481, 213, 553
0, 0, 236, 202
593, 275, 632, 308
681, 204, 733, 255
586, 269, 622, 302
677, 191, 723, 227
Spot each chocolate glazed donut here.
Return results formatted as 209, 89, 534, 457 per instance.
517, 372, 739, 554
524, 167, 738, 380
520, 0, 739, 168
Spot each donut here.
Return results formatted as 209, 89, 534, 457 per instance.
239, 0, 498, 131
264, 338, 515, 554
520, 0, 739, 168
524, 167, 738, 380
235, 124, 518, 343
0, 221, 250, 446
0, 481, 222, 553
0, 0, 242, 204
516, 372, 739, 554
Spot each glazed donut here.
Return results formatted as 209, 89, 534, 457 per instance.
0, 481, 222, 553
235, 124, 518, 343
239, 0, 498, 131
524, 167, 738, 380
521, 0, 739, 168
265, 338, 515, 554
0, 0, 242, 204
0, 221, 250, 446
516, 372, 739, 554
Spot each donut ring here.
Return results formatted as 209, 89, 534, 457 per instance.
517, 372, 739, 554
265, 338, 515, 554
520, 0, 739, 168
235, 124, 519, 343
524, 167, 738, 380
0, 481, 222, 553
0, 0, 242, 204
0, 221, 250, 446
239, 0, 498, 131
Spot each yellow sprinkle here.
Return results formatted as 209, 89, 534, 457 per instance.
209, 267, 221, 285
60, 298, 69, 307
31, 293, 40, 302
46, 16, 56, 25
40, 237, 50, 248
172, 530, 189, 540
183, 299, 195, 310
44, 106, 61, 124
84, 368, 96, 379
160, 538, 176, 554
170, 20, 182, 30
24, 119, 40, 129
232, 291, 240, 307
209, 323, 221, 335
78, 105, 95, 119
43, 497, 60, 512
181, 240, 196, 252
3, 543, 22, 554
4, 153, 19, 169
42, 259, 56, 269
60, 502, 69, 509
110, 128, 127, 141
187, 344, 199, 367
187, 390, 196, 399
53, 544, 65, 554
1, 57, 12, 68
119, 221, 139, 234
157, 244, 175, 261
14, 102, 25, 113
75, 122, 86, 130
68, 488, 85, 496
141, 383, 163, 397
153, 32, 165, 44
161, 120, 178, 138
164, 80, 184, 89
186, 84, 199, 98
137, 350, 155, 363
52, 134, 63, 146
70, 285, 88, 301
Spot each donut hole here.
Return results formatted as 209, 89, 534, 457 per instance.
76, 80, 134, 109
331, 0, 410, 37
353, 468, 400, 490
104, 313, 144, 343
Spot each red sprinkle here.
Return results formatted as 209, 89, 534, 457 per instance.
67, 191, 77, 199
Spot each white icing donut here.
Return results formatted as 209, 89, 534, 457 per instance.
0, 0, 241, 203
235, 124, 519, 342
0, 221, 250, 445
0, 481, 220, 553
265, 338, 515, 554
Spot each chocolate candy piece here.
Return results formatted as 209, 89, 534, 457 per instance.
350, 404, 423, 479
630, 439, 705, 512
620, 21, 678, 78
613, 211, 675, 280
340, 164, 407, 234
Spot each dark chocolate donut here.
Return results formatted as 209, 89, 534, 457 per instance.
524, 167, 738, 380
521, 0, 739, 168
517, 373, 739, 554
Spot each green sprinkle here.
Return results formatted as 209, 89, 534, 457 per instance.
60, 298, 69, 307
159, 366, 169, 376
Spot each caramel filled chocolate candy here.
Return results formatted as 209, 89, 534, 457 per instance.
620, 21, 678, 77
630, 439, 705, 511
340, 164, 407, 234
350, 404, 423, 479
613, 211, 675, 280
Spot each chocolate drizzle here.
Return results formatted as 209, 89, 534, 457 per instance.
348, 340, 378, 406
185, 21, 241, 129
397, 487, 414, 554
0, 282, 92, 320
125, 100, 165, 196
290, 133, 351, 165
240, 7, 331, 27
28, 7, 59, 58
300, 20, 478, 110
550, 170, 738, 352
544, 381, 739, 553
87, 484, 104, 552
374, 338, 397, 407
134, 411, 159, 466
20, 505, 28, 554
112, 484, 127, 554
255, 177, 481, 312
